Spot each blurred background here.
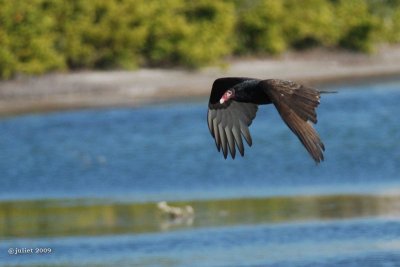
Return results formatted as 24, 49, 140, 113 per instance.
1, 1, 400, 267
0, 0, 400, 77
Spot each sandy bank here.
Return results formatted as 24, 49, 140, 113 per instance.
1, 46, 400, 117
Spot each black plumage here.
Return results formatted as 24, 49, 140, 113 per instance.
207, 77, 329, 163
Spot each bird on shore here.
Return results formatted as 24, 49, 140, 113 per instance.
207, 77, 332, 163
157, 201, 194, 220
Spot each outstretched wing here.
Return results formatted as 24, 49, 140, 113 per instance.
262, 79, 325, 163
208, 101, 258, 159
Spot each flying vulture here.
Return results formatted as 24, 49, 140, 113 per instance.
207, 77, 331, 163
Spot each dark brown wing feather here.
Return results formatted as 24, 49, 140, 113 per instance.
208, 101, 258, 159
262, 79, 325, 163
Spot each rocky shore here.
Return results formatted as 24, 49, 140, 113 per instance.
1, 46, 400, 117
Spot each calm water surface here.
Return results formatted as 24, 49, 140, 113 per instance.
1, 80, 400, 266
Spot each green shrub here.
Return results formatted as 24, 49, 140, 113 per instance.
0, 28, 17, 79
236, 0, 286, 54
0, 0, 400, 79
142, 0, 190, 65
385, 9, 400, 42
0, 0, 64, 78
54, 0, 150, 69
283, 0, 338, 49
393, 10, 400, 42
335, 0, 379, 52
144, 0, 236, 67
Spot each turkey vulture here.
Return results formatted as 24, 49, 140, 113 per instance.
207, 77, 330, 163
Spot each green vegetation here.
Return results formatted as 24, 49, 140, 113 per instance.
0, 194, 396, 238
1, 0, 400, 78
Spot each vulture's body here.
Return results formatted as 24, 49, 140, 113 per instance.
207, 77, 329, 163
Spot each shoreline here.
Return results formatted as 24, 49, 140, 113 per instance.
1, 46, 400, 117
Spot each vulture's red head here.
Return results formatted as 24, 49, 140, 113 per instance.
219, 89, 235, 104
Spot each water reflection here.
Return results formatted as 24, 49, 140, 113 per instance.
1, 193, 400, 239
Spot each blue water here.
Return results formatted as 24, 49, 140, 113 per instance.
0, 81, 400, 201
2, 219, 400, 267
1, 80, 400, 266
